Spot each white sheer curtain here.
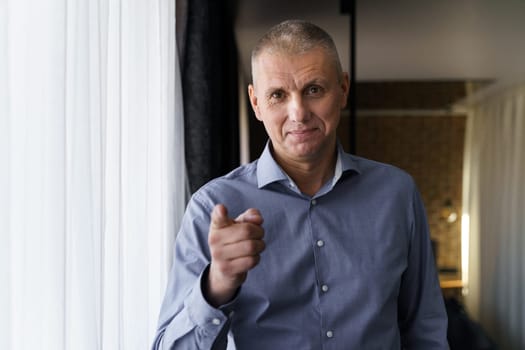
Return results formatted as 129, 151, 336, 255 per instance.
0, 0, 185, 349
462, 83, 525, 350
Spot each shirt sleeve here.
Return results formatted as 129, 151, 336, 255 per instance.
151, 195, 236, 350
398, 185, 450, 349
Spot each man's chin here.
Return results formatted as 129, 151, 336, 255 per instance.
287, 145, 321, 161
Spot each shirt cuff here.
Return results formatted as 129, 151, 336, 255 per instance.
185, 265, 237, 336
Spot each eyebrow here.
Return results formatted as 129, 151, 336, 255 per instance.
303, 78, 328, 87
263, 78, 328, 97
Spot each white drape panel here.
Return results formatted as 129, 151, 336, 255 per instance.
462, 83, 525, 350
0, 0, 183, 349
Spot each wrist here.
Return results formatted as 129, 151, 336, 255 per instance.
202, 265, 240, 307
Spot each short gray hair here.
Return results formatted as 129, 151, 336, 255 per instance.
251, 20, 343, 82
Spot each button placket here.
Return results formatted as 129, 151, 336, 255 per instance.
309, 196, 333, 342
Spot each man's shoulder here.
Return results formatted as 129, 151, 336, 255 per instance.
346, 153, 409, 175
191, 160, 260, 208
222, 160, 259, 181
197, 160, 257, 188
343, 153, 416, 188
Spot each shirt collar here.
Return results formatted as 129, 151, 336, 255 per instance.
256, 141, 361, 189
256, 142, 289, 188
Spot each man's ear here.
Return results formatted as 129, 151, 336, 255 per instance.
340, 72, 350, 109
248, 84, 262, 121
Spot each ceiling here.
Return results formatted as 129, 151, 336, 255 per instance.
235, 0, 525, 86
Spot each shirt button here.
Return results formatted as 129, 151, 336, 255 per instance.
321, 284, 329, 292
316, 239, 325, 247
311, 199, 317, 205
326, 330, 334, 338
212, 318, 221, 325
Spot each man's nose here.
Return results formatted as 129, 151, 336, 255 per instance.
288, 95, 309, 123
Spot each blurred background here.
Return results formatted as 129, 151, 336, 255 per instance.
2, 0, 524, 349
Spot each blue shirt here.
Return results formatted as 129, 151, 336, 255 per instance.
153, 143, 448, 349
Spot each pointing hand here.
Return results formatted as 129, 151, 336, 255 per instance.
205, 204, 265, 307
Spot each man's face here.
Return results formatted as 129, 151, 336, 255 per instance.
248, 48, 349, 164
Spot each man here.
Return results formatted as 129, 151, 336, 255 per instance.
153, 20, 448, 349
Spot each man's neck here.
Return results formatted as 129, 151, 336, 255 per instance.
274, 147, 338, 197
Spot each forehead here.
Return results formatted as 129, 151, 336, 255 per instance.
252, 48, 337, 88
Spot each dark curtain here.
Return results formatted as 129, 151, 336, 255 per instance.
180, 0, 239, 193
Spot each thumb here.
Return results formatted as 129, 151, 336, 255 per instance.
235, 208, 263, 225
210, 204, 233, 229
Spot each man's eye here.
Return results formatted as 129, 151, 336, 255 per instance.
270, 91, 284, 100
306, 85, 323, 95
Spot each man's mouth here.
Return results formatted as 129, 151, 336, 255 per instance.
287, 128, 318, 140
